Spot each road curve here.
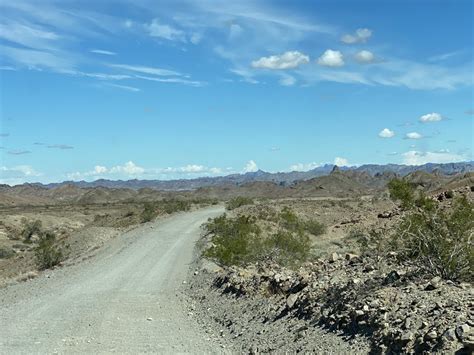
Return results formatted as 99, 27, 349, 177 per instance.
0, 206, 224, 354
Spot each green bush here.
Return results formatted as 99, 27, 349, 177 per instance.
204, 214, 262, 266
226, 196, 254, 210
34, 232, 64, 270
204, 213, 312, 267
265, 230, 311, 266
161, 199, 191, 214
141, 202, 156, 222
21, 219, 42, 243
393, 196, 473, 281
304, 219, 327, 236
361, 178, 474, 281
279, 207, 302, 232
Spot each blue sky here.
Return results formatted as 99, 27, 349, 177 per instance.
0, 0, 473, 184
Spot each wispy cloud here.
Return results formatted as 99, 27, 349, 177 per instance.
402, 150, 469, 165
8, 149, 31, 155
90, 49, 116, 56
108, 64, 184, 77
106, 83, 141, 92
47, 144, 74, 150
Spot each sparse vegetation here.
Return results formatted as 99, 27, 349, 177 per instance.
21, 219, 43, 243
204, 206, 320, 267
141, 202, 156, 222
226, 196, 254, 210
34, 232, 65, 270
355, 179, 474, 281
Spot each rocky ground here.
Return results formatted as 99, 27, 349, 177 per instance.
187, 189, 473, 354
187, 252, 473, 354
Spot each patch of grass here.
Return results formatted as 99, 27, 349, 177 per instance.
226, 196, 254, 210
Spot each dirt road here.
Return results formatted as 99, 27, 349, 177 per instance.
0, 207, 224, 354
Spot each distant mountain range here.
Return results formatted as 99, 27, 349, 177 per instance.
30, 161, 473, 191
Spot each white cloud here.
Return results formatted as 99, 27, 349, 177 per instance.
124, 20, 133, 28
229, 23, 243, 39
341, 28, 372, 44
107, 84, 141, 92
109, 161, 145, 175
67, 162, 228, 181
420, 112, 443, 122
378, 128, 395, 138
279, 75, 296, 86
334, 157, 349, 166
109, 64, 182, 77
252, 51, 309, 70
243, 160, 258, 173
402, 150, 467, 165
94, 165, 107, 174
355, 50, 375, 64
289, 162, 320, 171
135, 75, 204, 87
0, 165, 41, 184
146, 19, 186, 42
90, 49, 116, 56
190, 32, 202, 44
317, 50, 344, 67
405, 132, 423, 139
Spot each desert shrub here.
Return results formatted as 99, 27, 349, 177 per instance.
204, 214, 262, 266
161, 199, 191, 214
226, 196, 254, 210
204, 213, 312, 267
279, 207, 302, 232
34, 232, 64, 270
265, 230, 311, 266
141, 202, 156, 222
304, 219, 326, 236
362, 178, 474, 281
21, 219, 43, 243
392, 196, 473, 281
0, 247, 15, 259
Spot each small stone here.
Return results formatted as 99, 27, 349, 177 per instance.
345, 253, 359, 262
329, 252, 339, 263
401, 332, 414, 342
146, 317, 153, 321
286, 293, 299, 309
424, 330, 438, 341
425, 276, 441, 291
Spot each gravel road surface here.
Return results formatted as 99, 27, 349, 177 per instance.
0, 207, 224, 354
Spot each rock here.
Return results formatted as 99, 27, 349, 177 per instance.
286, 293, 299, 309
424, 330, 438, 341
146, 317, 153, 321
425, 276, 441, 291
345, 253, 359, 262
329, 252, 339, 263
401, 332, 414, 343
456, 324, 471, 341
377, 211, 392, 219
442, 328, 457, 342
